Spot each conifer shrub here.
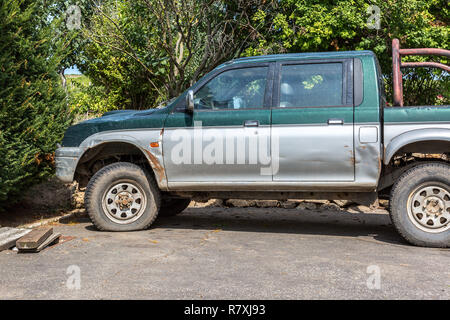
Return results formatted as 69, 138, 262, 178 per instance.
0, 1, 72, 208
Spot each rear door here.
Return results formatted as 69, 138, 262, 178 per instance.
271, 59, 355, 181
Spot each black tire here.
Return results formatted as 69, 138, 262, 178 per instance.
159, 198, 191, 217
84, 162, 161, 231
390, 162, 450, 247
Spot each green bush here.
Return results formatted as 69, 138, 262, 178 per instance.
67, 75, 110, 117
245, 0, 449, 106
0, 0, 72, 207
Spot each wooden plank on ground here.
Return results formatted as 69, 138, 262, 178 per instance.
19, 233, 61, 253
0, 227, 32, 251
16, 227, 53, 250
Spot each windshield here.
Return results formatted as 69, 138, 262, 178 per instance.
157, 97, 176, 109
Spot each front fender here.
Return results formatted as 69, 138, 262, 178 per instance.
56, 129, 168, 189
80, 130, 167, 189
55, 147, 85, 183
384, 128, 450, 165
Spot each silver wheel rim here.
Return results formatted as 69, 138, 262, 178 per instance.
407, 184, 450, 233
102, 180, 147, 224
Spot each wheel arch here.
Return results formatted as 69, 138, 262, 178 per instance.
74, 139, 166, 189
384, 128, 450, 165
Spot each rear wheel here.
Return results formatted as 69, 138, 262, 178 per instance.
159, 198, 191, 217
85, 162, 161, 231
390, 163, 450, 247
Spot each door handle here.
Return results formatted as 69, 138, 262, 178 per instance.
244, 120, 259, 127
327, 119, 344, 125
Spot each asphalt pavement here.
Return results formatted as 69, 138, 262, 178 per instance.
0, 206, 449, 299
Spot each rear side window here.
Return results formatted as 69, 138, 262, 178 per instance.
279, 63, 344, 108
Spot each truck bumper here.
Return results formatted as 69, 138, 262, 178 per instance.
55, 147, 84, 183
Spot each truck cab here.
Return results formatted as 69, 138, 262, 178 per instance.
56, 41, 450, 247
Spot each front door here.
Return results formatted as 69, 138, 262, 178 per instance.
163, 64, 274, 183
271, 60, 355, 181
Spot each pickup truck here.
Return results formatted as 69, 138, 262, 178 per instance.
56, 39, 450, 247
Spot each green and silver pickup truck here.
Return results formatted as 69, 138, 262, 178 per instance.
56, 39, 450, 247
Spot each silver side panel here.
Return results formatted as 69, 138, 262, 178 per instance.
383, 123, 450, 164
354, 124, 382, 188
162, 126, 272, 182
78, 129, 168, 189
272, 123, 355, 181
168, 123, 381, 191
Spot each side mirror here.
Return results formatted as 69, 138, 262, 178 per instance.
186, 90, 194, 113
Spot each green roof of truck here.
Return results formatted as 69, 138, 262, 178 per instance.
218, 50, 376, 68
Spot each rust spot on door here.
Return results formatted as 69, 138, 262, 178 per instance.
349, 150, 355, 165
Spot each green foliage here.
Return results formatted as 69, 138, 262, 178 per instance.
46, 0, 96, 71
244, 0, 449, 106
76, 1, 165, 111
75, 0, 270, 111
71, 0, 448, 112
0, 0, 72, 207
67, 74, 117, 116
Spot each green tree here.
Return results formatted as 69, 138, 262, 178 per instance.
74, 0, 448, 111
75, 0, 271, 112
45, 0, 96, 88
0, 0, 72, 207
246, 0, 449, 106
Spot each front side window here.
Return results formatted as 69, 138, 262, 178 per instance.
279, 63, 344, 108
194, 67, 268, 110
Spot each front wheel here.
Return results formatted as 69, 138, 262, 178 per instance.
85, 162, 161, 231
390, 163, 450, 247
